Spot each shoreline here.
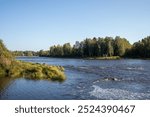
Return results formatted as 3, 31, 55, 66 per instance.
15, 56, 150, 60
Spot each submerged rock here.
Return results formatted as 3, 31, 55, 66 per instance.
103, 77, 120, 81
93, 77, 121, 84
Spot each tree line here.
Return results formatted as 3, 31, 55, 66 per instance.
12, 36, 150, 58
125, 36, 150, 58
12, 51, 38, 56
48, 36, 131, 57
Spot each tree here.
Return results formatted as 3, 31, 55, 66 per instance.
114, 36, 131, 56
105, 37, 114, 56
83, 38, 90, 57
0, 39, 13, 68
127, 36, 150, 58
38, 50, 49, 57
63, 43, 72, 57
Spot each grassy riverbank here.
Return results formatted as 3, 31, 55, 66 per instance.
85, 56, 121, 60
9, 60, 65, 81
0, 40, 66, 81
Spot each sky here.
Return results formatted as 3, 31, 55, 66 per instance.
0, 0, 150, 51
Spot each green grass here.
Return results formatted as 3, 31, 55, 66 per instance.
1, 39, 66, 81
85, 56, 121, 60
7, 60, 66, 81
0, 55, 66, 81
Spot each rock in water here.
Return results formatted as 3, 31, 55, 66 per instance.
103, 77, 119, 81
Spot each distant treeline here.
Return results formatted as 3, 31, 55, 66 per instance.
12, 51, 38, 56
12, 36, 150, 58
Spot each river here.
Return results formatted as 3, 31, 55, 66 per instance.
0, 57, 150, 100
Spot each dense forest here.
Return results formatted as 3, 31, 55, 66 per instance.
48, 36, 131, 58
125, 36, 150, 58
12, 36, 150, 58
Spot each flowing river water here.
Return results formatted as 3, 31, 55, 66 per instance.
0, 57, 150, 100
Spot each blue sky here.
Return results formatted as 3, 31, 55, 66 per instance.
0, 0, 150, 51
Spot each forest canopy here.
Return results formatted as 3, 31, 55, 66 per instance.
48, 36, 131, 58
12, 36, 150, 58
125, 36, 150, 58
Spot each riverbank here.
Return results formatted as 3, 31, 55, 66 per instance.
16, 56, 150, 60
0, 40, 66, 81
0, 60, 66, 81
84, 56, 121, 60
37, 56, 121, 60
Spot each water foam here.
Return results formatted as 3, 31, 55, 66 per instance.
89, 85, 150, 100
126, 66, 144, 70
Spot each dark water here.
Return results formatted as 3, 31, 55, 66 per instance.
0, 57, 150, 100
